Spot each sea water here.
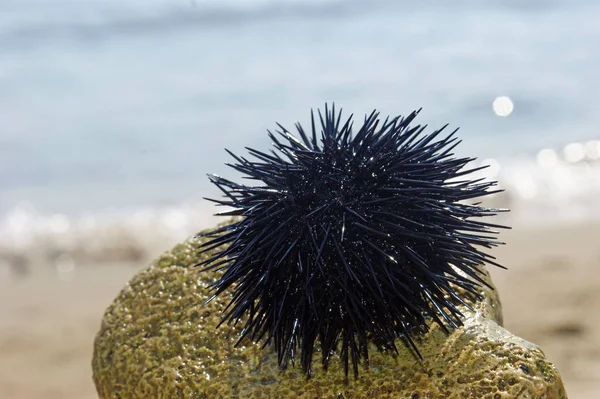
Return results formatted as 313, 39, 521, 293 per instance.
1, 0, 600, 252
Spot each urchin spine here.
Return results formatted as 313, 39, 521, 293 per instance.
198, 104, 507, 377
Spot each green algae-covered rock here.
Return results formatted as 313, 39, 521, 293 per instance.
92, 235, 567, 399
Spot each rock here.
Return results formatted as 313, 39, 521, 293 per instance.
92, 235, 567, 399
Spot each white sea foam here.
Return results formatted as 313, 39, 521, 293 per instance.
1, 141, 599, 269
470, 139, 600, 226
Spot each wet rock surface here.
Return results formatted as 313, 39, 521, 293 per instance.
92, 236, 567, 399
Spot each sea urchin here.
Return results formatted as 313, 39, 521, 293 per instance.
197, 105, 507, 378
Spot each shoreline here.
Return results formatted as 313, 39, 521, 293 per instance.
1, 197, 599, 281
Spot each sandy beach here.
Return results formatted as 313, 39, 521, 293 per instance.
0, 221, 598, 399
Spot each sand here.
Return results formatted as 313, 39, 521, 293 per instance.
1, 223, 598, 399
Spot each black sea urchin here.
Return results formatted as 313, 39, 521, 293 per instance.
197, 105, 507, 378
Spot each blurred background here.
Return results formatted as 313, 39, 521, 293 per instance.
1, 0, 599, 397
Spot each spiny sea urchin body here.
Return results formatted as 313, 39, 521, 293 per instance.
198, 105, 507, 377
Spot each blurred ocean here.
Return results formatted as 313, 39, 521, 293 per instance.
1, 0, 600, 260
